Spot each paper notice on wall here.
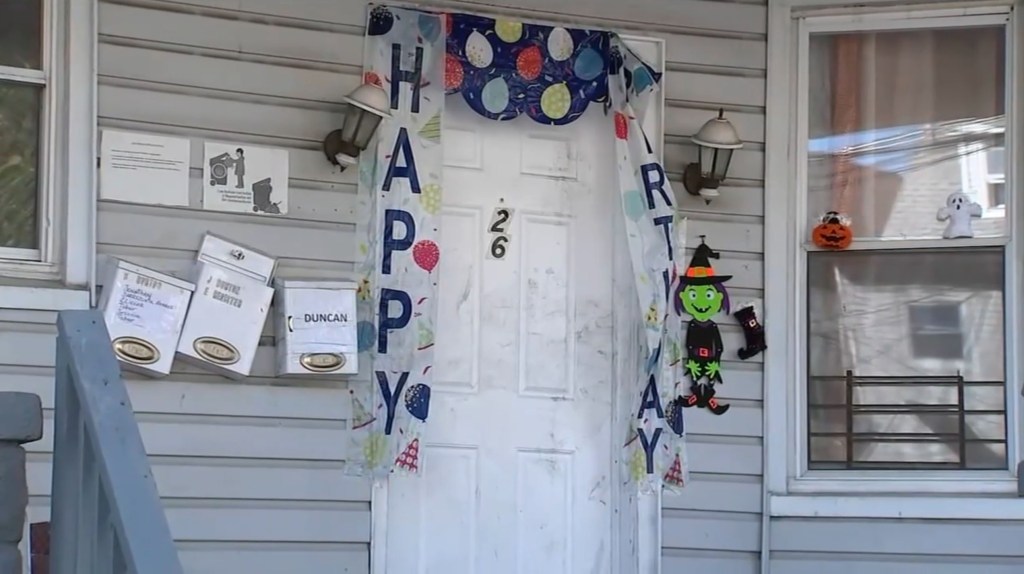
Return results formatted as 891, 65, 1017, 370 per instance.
202, 142, 289, 215
99, 130, 191, 206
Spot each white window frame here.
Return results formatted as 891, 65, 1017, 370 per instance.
764, 0, 1024, 518
0, 0, 96, 310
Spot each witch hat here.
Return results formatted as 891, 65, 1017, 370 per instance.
679, 236, 732, 285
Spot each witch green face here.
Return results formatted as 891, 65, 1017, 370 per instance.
681, 284, 723, 321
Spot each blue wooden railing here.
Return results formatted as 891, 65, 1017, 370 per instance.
50, 310, 182, 573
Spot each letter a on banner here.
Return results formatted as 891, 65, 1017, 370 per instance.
347, 5, 445, 480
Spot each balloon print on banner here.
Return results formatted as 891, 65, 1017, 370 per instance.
445, 13, 611, 124
465, 30, 494, 68
413, 240, 440, 273
482, 77, 510, 115
495, 19, 523, 43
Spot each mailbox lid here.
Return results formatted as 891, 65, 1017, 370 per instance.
103, 258, 196, 293
274, 279, 357, 291
196, 233, 277, 285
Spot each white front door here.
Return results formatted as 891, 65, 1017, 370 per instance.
384, 97, 618, 573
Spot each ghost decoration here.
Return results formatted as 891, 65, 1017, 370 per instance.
936, 191, 983, 239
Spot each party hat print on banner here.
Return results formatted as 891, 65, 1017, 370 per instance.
395, 438, 421, 472
419, 111, 442, 145
350, 392, 376, 430
664, 454, 685, 488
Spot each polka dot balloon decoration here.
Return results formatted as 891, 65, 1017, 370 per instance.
445, 13, 612, 125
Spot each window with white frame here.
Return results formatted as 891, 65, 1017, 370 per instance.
799, 16, 1012, 473
0, 0, 95, 294
0, 1, 49, 260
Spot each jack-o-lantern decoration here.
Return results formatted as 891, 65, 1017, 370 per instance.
811, 211, 853, 250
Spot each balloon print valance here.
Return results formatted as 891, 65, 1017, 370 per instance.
348, 4, 688, 495
445, 13, 612, 124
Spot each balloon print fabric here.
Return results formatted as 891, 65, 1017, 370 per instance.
445, 13, 610, 125
348, 5, 444, 480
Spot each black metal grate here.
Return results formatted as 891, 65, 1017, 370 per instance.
808, 371, 1007, 470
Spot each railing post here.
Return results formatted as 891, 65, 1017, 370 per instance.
0, 392, 43, 573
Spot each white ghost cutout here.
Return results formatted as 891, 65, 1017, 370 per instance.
936, 191, 983, 239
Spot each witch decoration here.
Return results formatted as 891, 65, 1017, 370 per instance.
673, 236, 732, 415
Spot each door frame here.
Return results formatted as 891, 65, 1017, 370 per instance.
369, 33, 667, 574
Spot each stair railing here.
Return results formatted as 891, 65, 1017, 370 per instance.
50, 310, 182, 574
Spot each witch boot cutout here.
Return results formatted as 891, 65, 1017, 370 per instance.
734, 304, 767, 360
703, 384, 730, 416
680, 384, 701, 408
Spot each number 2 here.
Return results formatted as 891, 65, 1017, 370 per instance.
489, 208, 510, 234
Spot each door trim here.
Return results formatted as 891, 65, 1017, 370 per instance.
368, 33, 667, 574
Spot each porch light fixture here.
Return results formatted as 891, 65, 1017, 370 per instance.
322, 82, 392, 170
683, 108, 744, 204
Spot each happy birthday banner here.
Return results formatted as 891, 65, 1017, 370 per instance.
347, 5, 688, 493
608, 36, 688, 493
348, 5, 444, 479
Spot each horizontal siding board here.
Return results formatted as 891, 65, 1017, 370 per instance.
664, 551, 760, 574
28, 500, 370, 543
685, 219, 763, 254
99, 3, 366, 66
687, 440, 762, 476
665, 71, 765, 109
27, 414, 350, 461
176, 542, 368, 574
101, 178, 356, 225
663, 510, 762, 552
686, 404, 762, 438
99, 43, 358, 105
98, 247, 356, 282
771, 518, 1024, 557
100, 3, 766, 71
99, 84, 342, 143
97, 205, 353, 262
4, 368, 352, 420
157, 0, 766, 35
771, 553, 1024, 574
27, 457, 372, 501
664, 475, 762, 514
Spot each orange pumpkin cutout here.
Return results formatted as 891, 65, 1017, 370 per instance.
811, 211, 853, 250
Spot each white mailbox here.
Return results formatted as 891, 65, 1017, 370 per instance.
274, 280, 359, 376
176, 234, 277, 379
97, 258, 195, 377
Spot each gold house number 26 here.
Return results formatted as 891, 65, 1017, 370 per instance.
487, 206, 514, 260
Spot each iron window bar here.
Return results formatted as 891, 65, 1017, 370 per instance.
808, 370, 1007, 470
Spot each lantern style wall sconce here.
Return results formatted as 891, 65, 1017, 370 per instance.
322, 82, 392, 170
683, 108, 744, 204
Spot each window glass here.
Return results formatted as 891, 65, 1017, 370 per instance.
806, 248, 1006, 469
0, 81, 41, 249
0, 1, 43, 70
806, 26, 1007, 239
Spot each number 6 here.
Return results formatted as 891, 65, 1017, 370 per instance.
490, 235, 509, 259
